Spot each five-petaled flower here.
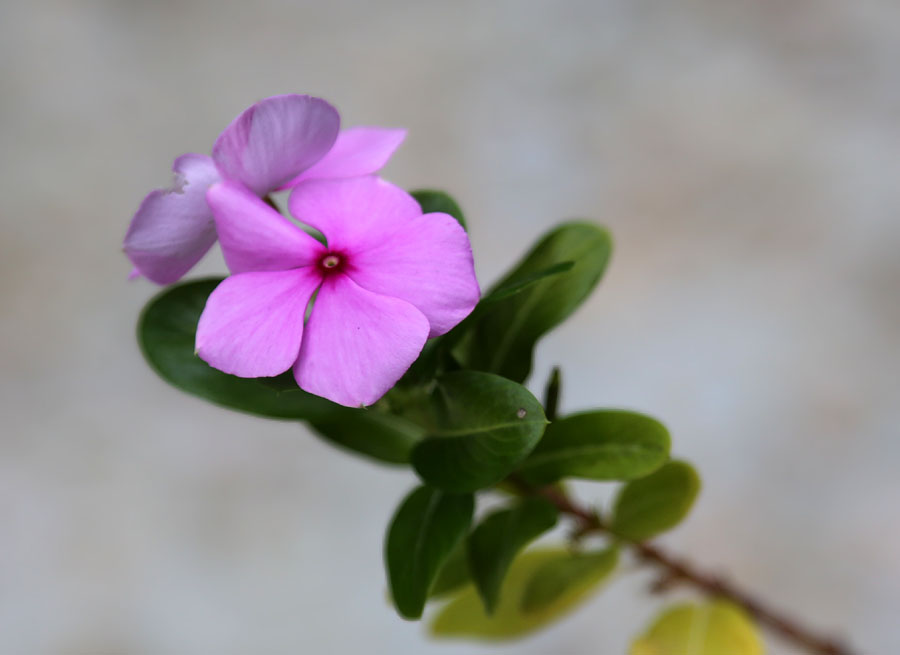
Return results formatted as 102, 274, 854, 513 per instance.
123, 94, 406, 284
195, 177, 480, 407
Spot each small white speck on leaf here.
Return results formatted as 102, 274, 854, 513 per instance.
516, 408, 527, 419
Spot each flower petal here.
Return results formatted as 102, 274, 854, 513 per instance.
196, 269, 321, 378
346, 211, 480, 337
277, 127, 407, 189
288, 176, 421, 251
207, 180, 326, 274
211, 95, 340, 196
294, 274, 429, 407
123, 154, 221, 285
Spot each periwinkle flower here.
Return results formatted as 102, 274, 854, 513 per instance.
123, 94, 406, 284
195, 176, 480, 407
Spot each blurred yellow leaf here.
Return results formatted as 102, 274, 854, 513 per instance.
630, 601, 765, 655
429, 547, 616, 641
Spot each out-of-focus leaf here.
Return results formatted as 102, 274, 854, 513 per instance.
630, 601, 765, 655
410, 189, 467, 230
454, 222, 612, 382
429, 540, 471, 599
611, 460, 701, 541
518, 410, 670, 485
520, 547, 618, 613
467, 498, 559, 613
411, 371, 547, 492
430, 547, 616, 640
386, 485, 474, 620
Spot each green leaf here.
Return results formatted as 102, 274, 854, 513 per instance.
430, 547, 615, 640
520, 547, 618, 613
385, 485, 474, 620
139, 278, 424, 464
410, 189, 467, 230
611, 460, 701, 541
483, 261, 575, 303
454, 222, 612, 382
517, 410, 670, 485
309, 410, 425, 465
630, 602, 764, 655
138, 278, 335, 421
411, 371, 547, 492
429, 539, 471, 598
467, 498, 559, 613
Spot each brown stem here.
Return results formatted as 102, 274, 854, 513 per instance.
511, 478, 857, 655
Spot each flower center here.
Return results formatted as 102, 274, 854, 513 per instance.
317, 252, 346, 275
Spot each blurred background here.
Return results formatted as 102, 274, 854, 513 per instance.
2, 0, 898, 652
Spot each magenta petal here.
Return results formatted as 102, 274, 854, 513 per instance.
277, 127, 407, 189
211, 94, 340, 196
196, 269, 321, 378
207, 181, 326, 274
294, 274, 429, 407
288, 176, 421, 251
123, 154, 221, 285
347, 211, 480, 337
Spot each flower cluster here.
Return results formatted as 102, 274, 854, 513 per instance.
124, 94, 479, 407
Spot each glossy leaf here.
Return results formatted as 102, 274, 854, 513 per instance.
411, 371, 547, 492
520, 547, 618, 613
410, 189, 467, 230
518, 410, 670, 485
385, 485, 474, 619
467, 498, 559, 613
309, 410, 424, 465
138, 278, 335, 420
455, 222, 612, 382
630, 602, 764, 655
430, 547, 615, 640
611, 460, 701, 541
139, 278, 424, 464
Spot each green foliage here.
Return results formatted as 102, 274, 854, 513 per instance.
385, 485, 474, 619
517, 410, 670, 485
611, 460, 701, 541
630, 602, 764, 655
454, 222, 612, 382
520, 547, 619, 613
138, 278, 425, 464
410, 189, 467, 230
308, 410, 424, 465
428, 540, 471, 598
467, 498, 559, 613
430, 547, 616, 640
411, 371, 547, 492
138, 278, 336, 420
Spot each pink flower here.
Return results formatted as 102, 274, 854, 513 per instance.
195, 176, 480, 407
123, 94, 406, 285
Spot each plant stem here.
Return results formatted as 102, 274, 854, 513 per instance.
512, 479, 857, 655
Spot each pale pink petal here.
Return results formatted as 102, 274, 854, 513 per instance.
212, 94, 340, 195
196, 269, 322, 378
277, 127, 406, 189
346, 212, 480, 337
123, 154, 221, 284
294, 274, 429, 407
207, 181, 326, 274
288, 176, 421, 251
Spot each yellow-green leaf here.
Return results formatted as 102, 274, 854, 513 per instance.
520, 547, 618, 613
430, 547, 615, 640
630, 602, 765, 655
